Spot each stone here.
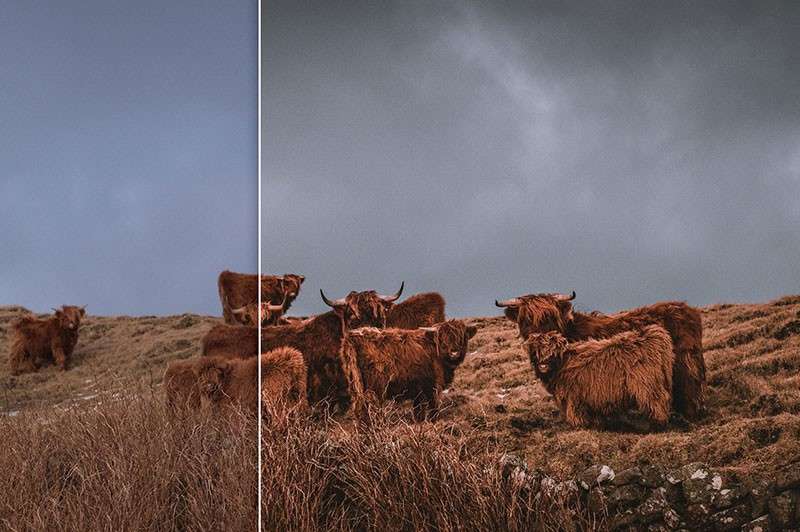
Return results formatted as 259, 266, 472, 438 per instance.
613, 467, 644, 486
637, 488, 671, 524
606, 483, 646, 512
768, 491, 797, 529
683, 468, 724, 505
499, 453, 528, 481
710, 504, 750, 531
713, 486, 747, 511
641, 465, 667, 488
685, 503, 713, 528
744, 478, 774, 518
663, 508, 681, 529
741, 515, 771, 532
578, 464, 616, 490
667, 462, 709, 485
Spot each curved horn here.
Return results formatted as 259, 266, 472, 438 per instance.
495, 298, 522, 308
231, 306, 246, 315
379, 281, 404, 302
320, 289, 345, 308
265, 301, 284, 312
554, 291, 576, 301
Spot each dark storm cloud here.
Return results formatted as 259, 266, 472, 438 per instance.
262, 0, 800, 317
1, 1, 256, 315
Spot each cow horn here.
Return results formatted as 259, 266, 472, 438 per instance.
266, 301, 284, 312
554, 291, 576, 301
419, 326, 437, 332
379, 281, 404, 302
320, 289, 346, 308
231, 306, 246, 315
495, 298, 521, 308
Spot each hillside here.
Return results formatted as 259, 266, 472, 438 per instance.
0, 306, 219, 413
1, 295, 798, 481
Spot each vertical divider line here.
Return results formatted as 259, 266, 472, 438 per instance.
257, 0, 263, 529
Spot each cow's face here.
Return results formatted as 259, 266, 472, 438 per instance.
281, 274, 305, 301
195, 359, 232, 401
321, 283, 403, 329
55, 305, 85, 331
495, 292, 575, 338
525, 331, 568, 376
341, 291, 392, 329
424, 320, 478, 363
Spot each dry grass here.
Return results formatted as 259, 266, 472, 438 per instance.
0, 392, 257, 530
1, 295, 799, 529
0, 306, 218, 413
260, 406, 595, 531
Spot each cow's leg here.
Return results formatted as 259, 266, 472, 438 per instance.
672, 347, 706, 420
51, 340, 69, 371
564, 399, 588, 427
10, 348, 38, 375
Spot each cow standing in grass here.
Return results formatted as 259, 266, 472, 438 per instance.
340, 320, 477, 421
203, 286, 404, 410
525, 325, 674, 428
496, 292, 705, 419
194, 347, 308, 419
8, 305, 85, 374
217, 270, 304, 324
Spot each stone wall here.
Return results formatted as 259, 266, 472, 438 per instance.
500, 455, 800, 530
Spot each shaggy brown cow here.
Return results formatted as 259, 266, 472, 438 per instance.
340, 320, 478, 420
496, 292, 705, 419
230, 300, 286, 327
217, 270, 304, 324
194, 347, 307, 418
386, 292, 446, 329
525, 326, 674, 428
8, 305, 86, 374
164, 358, 201, 410
204, 287, 401, 409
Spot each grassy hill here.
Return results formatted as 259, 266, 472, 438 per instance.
1, 296, 799, 529
1, 295, 798, 480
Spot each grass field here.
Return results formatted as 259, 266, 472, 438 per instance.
1, 295, 798, 529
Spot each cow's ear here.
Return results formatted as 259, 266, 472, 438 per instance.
557, 300, 574, 322
467, 325, 478, 339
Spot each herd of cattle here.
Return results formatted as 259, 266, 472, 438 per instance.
5, 270, 707, 428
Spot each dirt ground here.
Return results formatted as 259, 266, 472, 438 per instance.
1, 295, 798, 482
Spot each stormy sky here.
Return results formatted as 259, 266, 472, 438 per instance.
1, 2, 256, 316
262, 0, 800, 317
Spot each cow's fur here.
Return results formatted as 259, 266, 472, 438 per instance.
217, 270, 304, 324
164, 358, 201, 410
525, 326, 674, 428
201, 323, 259, 359
194, 347, 307, 418
340, 320, 477, 420
502, 294, 705, 419
8, 306, 85, 374
387, 292, 446, 329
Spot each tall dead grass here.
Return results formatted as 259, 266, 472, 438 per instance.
260, 405, 596, 531
0, 393, 257, 531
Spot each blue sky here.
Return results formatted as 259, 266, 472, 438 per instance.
1, 1, 256, 315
